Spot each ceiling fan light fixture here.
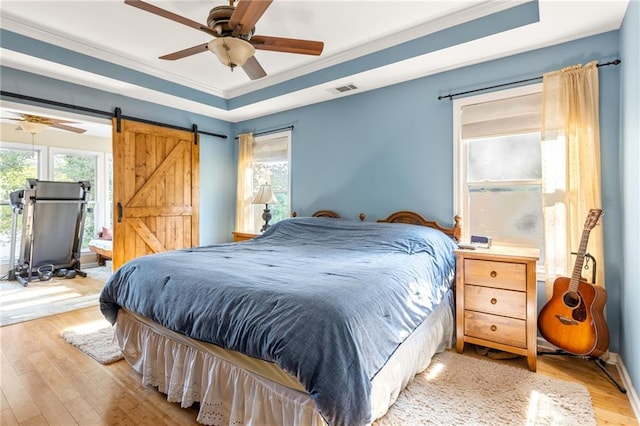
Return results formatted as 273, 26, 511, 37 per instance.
208, 37, 255, 69
18, 121, 48, 135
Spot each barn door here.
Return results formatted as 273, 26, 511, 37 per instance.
112, 118, 199, 270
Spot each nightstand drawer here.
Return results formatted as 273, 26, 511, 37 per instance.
464, 311, 527, 348
464, 285, 526, 319
464, 259, 526, 291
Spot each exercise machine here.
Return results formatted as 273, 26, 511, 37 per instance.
8, 179, 91, 286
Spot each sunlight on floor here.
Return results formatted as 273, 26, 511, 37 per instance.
526, 389, 559, 424
63, 319, 112, 335
1, 286, 83, 311
1, 285, 73, 301
426, 361, 445, 381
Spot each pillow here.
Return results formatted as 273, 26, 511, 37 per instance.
100, 227, 113, 240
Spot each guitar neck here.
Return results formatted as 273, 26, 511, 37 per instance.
569, 228, 590, 291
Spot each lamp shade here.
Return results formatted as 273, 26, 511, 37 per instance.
208, 37, 255, 68
252, 184, 279, 205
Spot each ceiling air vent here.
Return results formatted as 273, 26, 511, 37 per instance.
328, 83, 359, 95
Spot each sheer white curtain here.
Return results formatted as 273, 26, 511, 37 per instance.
235, 133, 254, 232
541, 61, 605, 296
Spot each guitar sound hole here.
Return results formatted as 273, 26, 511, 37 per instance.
563, 291, 580, 308
562, 291, 588, 322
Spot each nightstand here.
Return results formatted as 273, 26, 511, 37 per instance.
232, 231, 259, 242
455, 246, 540, 371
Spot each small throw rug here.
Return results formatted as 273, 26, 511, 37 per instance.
61, 326, 123, 364
375, 351, 596, 426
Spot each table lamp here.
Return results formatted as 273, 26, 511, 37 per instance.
252, 183, 279, 232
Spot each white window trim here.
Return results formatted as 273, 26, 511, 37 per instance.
452, 83, 544, 279
453, 83, 543, 242
254, 130, 292, 217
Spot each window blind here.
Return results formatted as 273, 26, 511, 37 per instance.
461, 92, 542, 139
252, 136, 288, 162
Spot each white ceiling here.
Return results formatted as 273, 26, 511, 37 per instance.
0, 0, 630, 135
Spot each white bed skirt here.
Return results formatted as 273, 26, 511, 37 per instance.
114, 290, 454, 425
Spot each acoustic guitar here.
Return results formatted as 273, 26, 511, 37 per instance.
537, 209, 609, 357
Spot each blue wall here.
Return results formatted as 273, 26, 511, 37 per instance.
235, 32, 624, 353
620, 0, 640, 408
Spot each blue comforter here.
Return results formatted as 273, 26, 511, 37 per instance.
100, 217, 457, 425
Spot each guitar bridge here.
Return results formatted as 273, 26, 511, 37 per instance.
556, 314, 579, 326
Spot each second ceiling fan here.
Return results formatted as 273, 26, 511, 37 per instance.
125, 0, 324, 80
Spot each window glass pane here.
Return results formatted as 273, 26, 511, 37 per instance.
0, 148, 38, 200
52, 153, 97, 250
0, 148, 39, 263
469, 185, 545, 264
467, 133, 541, 181
252, 161, 289, 228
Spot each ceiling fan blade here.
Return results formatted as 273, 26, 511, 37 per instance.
251, 35, 324, 56
229, 0, 273, 36
124, 0, 218, 37
50, 123, 87, 134
242, 56, 267, 80
160, 43, 209, 60
49, 118, 80, 125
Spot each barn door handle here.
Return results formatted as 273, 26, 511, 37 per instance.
117, 202, 123, 223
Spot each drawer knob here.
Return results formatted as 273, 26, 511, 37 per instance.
490, 298, 497, 305
490, 325, 497, 332
490, 270, 497, 278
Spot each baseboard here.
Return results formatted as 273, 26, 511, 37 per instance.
616, 356, 640, 422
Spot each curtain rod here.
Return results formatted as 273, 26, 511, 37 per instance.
0, 90, 228, 139
234, 125, 294, 140
437, 59, 621, 101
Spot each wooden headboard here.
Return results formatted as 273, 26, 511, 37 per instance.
377, 211, 461, 242
292, 210, 366, 221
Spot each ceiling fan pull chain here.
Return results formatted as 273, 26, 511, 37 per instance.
223, 40, 235, 70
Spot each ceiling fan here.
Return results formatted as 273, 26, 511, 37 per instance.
1, 113, 87, 134
124, 0, 324, 80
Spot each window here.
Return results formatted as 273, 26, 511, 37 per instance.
236, 131, 292, 233
249, 131, 291, 231
453, 84, 545, 268
1, 141, 111, 269
0, 143, 46, 264
50, 148, 105, 251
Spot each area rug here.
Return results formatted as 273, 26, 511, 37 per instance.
375, 351, 596, 426
61, 326, 123, 364
0, 266, 112, 326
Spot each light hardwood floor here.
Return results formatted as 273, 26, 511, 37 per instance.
1, 300, 637, 425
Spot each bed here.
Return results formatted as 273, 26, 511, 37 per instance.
99, 210, 461, 425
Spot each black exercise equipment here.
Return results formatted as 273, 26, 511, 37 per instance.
8, 179, 91, 286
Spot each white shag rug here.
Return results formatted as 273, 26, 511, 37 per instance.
61, 326, 124, 365
375, 351, 596, 426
